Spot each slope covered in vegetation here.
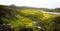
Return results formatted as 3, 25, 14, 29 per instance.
0, 5, 60, 31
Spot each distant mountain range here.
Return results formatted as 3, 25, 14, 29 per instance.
10, 4, 48, 10
0, 4, 60, 12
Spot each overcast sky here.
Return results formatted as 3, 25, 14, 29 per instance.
0, 0, 60, 9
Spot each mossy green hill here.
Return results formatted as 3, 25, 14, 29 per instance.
0, 5, 60, 31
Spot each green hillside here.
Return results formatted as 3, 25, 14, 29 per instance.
46, 8, 60, 12
0, 5, 60, 31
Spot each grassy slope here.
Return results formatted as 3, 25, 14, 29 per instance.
0, 5, 60, 31
47, 8, 60, 12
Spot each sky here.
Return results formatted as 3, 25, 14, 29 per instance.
0, 0, 60, 9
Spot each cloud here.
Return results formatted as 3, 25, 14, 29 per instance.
0, 0, 60, 9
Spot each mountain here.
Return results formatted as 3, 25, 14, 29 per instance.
10, 4, 48, 10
